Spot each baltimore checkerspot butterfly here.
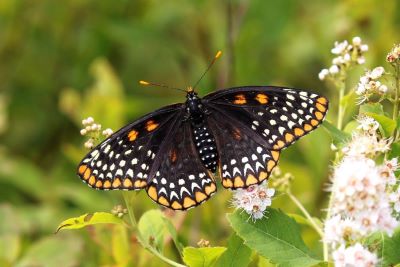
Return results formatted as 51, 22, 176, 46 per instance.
77, 51, 328, 210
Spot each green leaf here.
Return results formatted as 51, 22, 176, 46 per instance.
182, 247, 226, 267
15, 234, 83, 267
214, 234, 252, 267
138, 209, 177, 252
380, 229, 400, 266
112, 225, 131, 267
359, 103, 384, 115
322, 121, 351, 145
287, 213, 323, 230
228, 208, 322, 267
364, 113, 396, 136
55, 212, 124, 233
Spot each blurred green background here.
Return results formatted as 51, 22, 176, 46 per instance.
0, 0, 399, 266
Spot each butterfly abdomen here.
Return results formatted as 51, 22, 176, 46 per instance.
192, 124, 218, 173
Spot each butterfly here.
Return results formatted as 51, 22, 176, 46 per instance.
77, 52, 329, 210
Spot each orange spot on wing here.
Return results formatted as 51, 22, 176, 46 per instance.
233, 94, 247, 105
222, 178, 233, 188
78, 165, 87, 175
169, 149, 177, 163
255, 93, 268, 104
232, 128, 242, 140
317, 97, 328, 105
310, 119, 319, 126
271, 150, 280, 161
123, 178, 133, 188
134, 179, 147, 188
88, 175, 96, 186
314, 111, 324, 120
158, 196, 169, 206
273, 140, 285, 150
95, 180, 103, 188
234, 176, 244, 188
171, 201, 182, 210
259, 171, 268, 181
304, 124, 312, 131
145, 120, 159, 131
147, 186, 158, 200
128, 130, 138, 141
316, 103, 326, 112
267, 160, 276, 172
285, 133, 295, 143
103, 180, 112, 189
205, 183, 216, 195
112, 178, 122, 188
83, 168, 91, 180
195, 191, 207, 202
246, 174, 258, 186
294, 128, 305, 137
183, 197, 196, 208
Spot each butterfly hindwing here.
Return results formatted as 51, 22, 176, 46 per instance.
77, 104, 184, 190
206, 109, 280, 189
204, 86, 328, 150
146, 122, 217, 210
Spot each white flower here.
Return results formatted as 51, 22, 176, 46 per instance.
232, 182, 275, 221
352, 36, 362, 46
343, 132, 391, 157
333, 243, 378, 267
369, 66, 385, 79
389, 188, 400, 212
357, 56, 366, 64
82, 116, 94, 125
324, 215, 361, 246
360, 44, 369, 52
332, 40, 349, 55
318, 69, 329, 80
84, 139, 94, 149
102, 128, 114, 137
329, 65, 340, 74
379, 84, 388, 93
356, 116, 379, 134
80, 129, 87, 136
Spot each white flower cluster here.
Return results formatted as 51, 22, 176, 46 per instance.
356, 67, 388, 104
325, 117, 399, 266
80, 116, 113, 149
232, 182, 275, 220
386, 44, 400, 63
319, 37, 368, 81
332, 243, 378, 267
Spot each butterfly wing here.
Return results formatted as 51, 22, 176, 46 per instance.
203, 86, 328, 188
77, 103, 185, 190
146, 121, 217, 210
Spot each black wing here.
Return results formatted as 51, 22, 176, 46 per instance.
77, 103, 185, 190
203, 86, 328, 188
146, 122, 217, 210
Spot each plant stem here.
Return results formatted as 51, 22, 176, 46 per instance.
392, 64, 400, 134
337, 79, 346, 130
122, 192, 187, 267
287, 191, 324, 238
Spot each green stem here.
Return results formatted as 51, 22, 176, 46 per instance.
287, 191, 324, 238
337, 79, 346, 130
122, 192, 186, 267
392, 64, 400, 135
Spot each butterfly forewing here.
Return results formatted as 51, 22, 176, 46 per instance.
77, 104, 184, 190
204, 86, 328, 150
146, 122, 217, 210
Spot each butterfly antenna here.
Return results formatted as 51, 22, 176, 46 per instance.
192, 50, 222, 90
139, 80, 187, 93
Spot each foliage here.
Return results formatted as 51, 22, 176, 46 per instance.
1, 0, 400, 266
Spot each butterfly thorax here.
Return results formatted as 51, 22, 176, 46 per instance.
185, 91, 219, 172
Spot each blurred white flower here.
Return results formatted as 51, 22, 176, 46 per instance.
333, 243, 378, 267
102, 128, 114, 137
342, 132, 391, 157
332, 40, 349, 55
324, 215, 361, 246
356, 67, 387, 104
356, 116, 379, 134
232, 182, 275, 221
84, 139, 94, 149
318, 69, 329, 80
329, 65, 340, 74
352, 36, 362, 46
